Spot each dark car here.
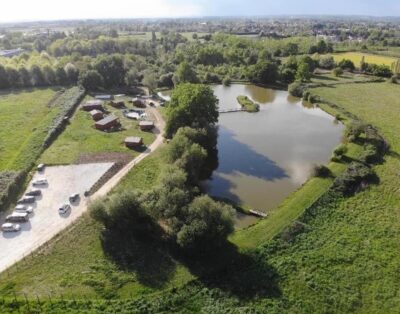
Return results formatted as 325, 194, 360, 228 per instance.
17, 196, 36, 204
26, 189, 42, 197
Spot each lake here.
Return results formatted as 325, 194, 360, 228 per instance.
160, 84, 344, 227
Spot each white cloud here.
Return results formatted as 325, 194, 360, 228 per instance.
0, 0, 204, 22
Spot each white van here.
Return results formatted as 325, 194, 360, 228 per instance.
6, 212, 29, 223
1, 223, 21, 232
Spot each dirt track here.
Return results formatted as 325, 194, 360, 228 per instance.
0, 105, 165, 273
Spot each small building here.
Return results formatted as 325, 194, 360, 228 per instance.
132, 97, 146, 108
90, 109, 104, 121
95, 115, 120, 131
110, 100, 125, 108
125, 137, 143, 148
82, 100, 104, 111
95, 95, 114, 101
139, 121, 155, 131
126, 112, 140, 120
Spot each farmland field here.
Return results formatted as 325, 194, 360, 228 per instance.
0, 88, 61, 171
40, 96, 156, 165
330, 51, 399, 68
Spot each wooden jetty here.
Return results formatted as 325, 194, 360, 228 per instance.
218, 108, 246, 113
249, 209, 268, 218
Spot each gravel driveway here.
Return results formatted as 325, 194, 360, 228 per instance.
0, 163, 113, 273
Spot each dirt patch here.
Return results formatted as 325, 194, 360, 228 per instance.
77, 152, 132, 166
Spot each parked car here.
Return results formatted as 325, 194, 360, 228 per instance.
1, 223, 21, 232
58, 204, 71, 215
26, 189, 42, 197
15, 205, 33, 214
37, 164, 45, 172
6, 212, 29, 223
69, 193, 79, 203
32, 178, 48, 186
17, 196, 36, 204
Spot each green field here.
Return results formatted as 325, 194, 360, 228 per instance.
40, 96, 155, 165
330, 51, 399, 69
0, 88, 60, 171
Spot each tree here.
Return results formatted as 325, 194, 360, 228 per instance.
338, 59, 355, 71
30, 65, 46, 86
18, 67, 31, 87
5, 67, 20, 87
125, 68, 140, 86
93, 54, 126, 88
55, 66, 68, 85
319, 56, 336, 69
295, 61, 311, 82
142, 70, 158, 90
174, 61, 198, 84
0, 65, 10, 89
78, 70, 104, 91
43, 65, 56, 85
176, 195, 235, 252
165, 83, 219, 138
166, 129, 208, 184
247, 60, 279, 84
64, 63, 79, 84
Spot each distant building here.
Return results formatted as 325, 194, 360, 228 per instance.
95, 115, 120, 131
95, 95, 114, 101
132, 97, 146, 108
125, 136, 143, 148
110, 100, 125, 108
0, 48, 24, 58
139, 121, 154, 131
90, 109, 104, 121
82, 100, 104, 111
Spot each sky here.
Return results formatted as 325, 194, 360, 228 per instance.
1, 0, 400, 23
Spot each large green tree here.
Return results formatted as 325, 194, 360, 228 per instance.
93, 54, 126, 88
78, 70, 104, 91
165, 83, 219, 138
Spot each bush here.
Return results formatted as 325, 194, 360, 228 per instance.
319, 56, 336, 69
332, 162, 376, 196
222, 76, 231, 86
345, 121, 366, 142
288, 82, 306, 97
333, 67, 344, 77
333, 144, 348, 157
237, 95, 260, 112
312, 165, 332, 178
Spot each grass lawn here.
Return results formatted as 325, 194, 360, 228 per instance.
0, 88, 61, 171
0, 148, 194, 299
40, 96, 155, 165
310, 72, 375, 85
329, 51, 399, 68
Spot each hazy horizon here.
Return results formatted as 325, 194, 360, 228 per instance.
1, 0, 400, 23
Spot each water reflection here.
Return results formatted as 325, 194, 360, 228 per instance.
204, 84, 344, 228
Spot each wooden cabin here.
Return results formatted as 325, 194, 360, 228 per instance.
125, 136, 143, 148
90, 109, 104, 121
139, 121, 154, 131
110, 100, 125, 108
95, 115, 120, 131
82, 100, 104, 111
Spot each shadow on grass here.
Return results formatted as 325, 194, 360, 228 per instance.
312, 75, 338, 82
174, 241, 282, 300
100, 226, 177, 289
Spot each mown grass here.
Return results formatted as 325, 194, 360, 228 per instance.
0, 88, 61, 171
330, 51, 399, 68
236, 95, 259, 112
0, 148, 194, 299
40, 97, 155, 165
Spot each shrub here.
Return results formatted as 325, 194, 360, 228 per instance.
345, 121, 366, 142
237, 95, 260, 112
333, 67, 344, 77
288, 82, 306, 97
312, 165, 332, 178
333, 144, 348, 157
222, 76, 231, 86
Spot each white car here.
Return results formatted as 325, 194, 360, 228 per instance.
1, 223, 21, 232
32, 178, 48, 186
58, 204, 71, 215
15, 205, 34, 214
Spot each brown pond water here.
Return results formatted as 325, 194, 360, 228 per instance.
160, 84, 344, 228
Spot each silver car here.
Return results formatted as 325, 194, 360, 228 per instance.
1, 223, 21, 232
15, 205, 34, 214
58, 204, 71, 215
32, 178, 48, 186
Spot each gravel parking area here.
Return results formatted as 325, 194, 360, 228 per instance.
0, 163, 113, 273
